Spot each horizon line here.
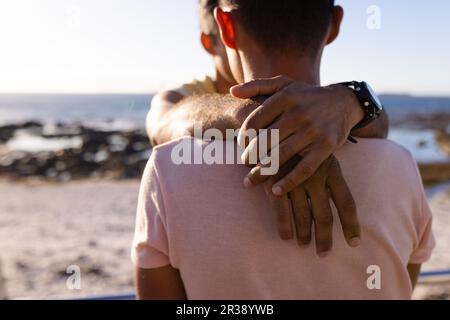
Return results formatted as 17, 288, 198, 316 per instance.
1, 92, 450, 98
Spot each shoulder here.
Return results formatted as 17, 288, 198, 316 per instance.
151, 90, 185, 109
148, 90, 186, 124
338, 138, 422, 189
344, 138, 415, 163
143, 138, 209, 197
139, 140, 192, 202
149, 137, 241, 179
149, 137, 198, 168
152, 136, 196, 154
338, 138, 420, 180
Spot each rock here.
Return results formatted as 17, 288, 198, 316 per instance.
417, 140, 428, 148
21, 121, 43, 129
0, 125, 17, 143
0, 122, 43, 143
395, 112, 450, 131
419, 162, 450, 185
436, 129, 450, 156
0, 124, 151, 181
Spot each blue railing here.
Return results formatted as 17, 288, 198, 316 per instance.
79, 269, 450, 300
80, 293, 135, 300
419, 269, 450, 278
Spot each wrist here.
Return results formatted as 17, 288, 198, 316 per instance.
332, 84, 364, 128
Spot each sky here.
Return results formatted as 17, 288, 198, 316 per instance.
0, 0, 449, 95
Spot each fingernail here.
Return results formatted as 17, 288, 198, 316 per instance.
243, 177, 253, 188
349, 237, 361, 247
250, 166, 260, 175
318, 251, 330, 258
272, 186, 283, 196
230, 85, 241, 93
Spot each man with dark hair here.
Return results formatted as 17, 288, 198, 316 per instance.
133, 1, 434, 299
148, 0, 389, 257
221, 0, 335, 56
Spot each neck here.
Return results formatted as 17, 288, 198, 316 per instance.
213, 69, 234, 94
241, 50, 322, 86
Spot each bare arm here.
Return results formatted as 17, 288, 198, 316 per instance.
407, 264, 422, 290
147, 91, 258, 146
135, 266, 187, 300
146, 90, 185, 146
148, 83, 389, 147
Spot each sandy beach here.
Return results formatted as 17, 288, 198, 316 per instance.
0, 179, 449, 300
0, 110, 448, 300
0, 179, 139, 299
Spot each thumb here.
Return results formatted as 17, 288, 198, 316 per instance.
230, 75, 293, 99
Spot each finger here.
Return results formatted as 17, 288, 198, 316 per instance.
241, 126, 273, 167
327, 158, 361, 247
241, 118, 294, 166
274, 130, 314, 170
272, 145, 331, 195
290, 187, 312, 247
308, 187, 333, 257
243, 134, 312, 188
238, 88, 293, 147
230, 75, 293, 99
243, 165, 270, 187
264, 180, 294, 240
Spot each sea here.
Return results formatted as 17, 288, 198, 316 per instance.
0, 94, 151, 130
0, 94, 450, 163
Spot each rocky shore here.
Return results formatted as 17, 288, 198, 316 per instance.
418, 128, 450, 186
1, 120, 449, 185
390, 111, 450, 131
0, 122, 151, 181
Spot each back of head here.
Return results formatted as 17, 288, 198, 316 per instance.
219, 0, 335, 57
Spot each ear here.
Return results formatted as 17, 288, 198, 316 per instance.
214, 7, 237, 49
200, 33, 216, 55
326, 6, 344, 45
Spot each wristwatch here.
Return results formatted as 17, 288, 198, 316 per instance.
339, 81, 384, 130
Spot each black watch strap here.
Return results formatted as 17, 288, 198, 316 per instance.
338, 81, 383, 131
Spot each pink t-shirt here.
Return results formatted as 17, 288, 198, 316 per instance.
131, 137, 435, 300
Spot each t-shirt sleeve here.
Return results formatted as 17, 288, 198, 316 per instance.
131, 153, 170, 269
409, 176, 436, 265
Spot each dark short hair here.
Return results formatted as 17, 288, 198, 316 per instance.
219, 0, 335, 56
198, 0, 219, 35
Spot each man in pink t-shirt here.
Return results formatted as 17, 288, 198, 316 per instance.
133, 137, 433, 300
132, 0, 435, 299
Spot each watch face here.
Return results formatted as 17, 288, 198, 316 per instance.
363, 82, 383, 110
